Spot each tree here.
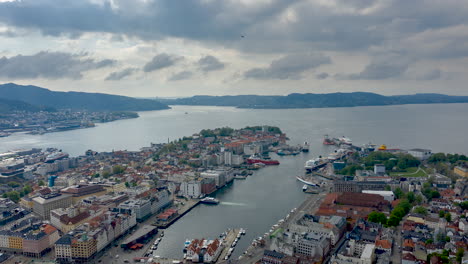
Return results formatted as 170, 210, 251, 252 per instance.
399, 199, 412, 214
414, 206, 428, 215
387, 215, 401, 227
102, 171, 110, 178
428, 153, 447, 163
112, 165, 126, 175
406, 192, 415, 204
392, 207, 406, 218
425, 239, 433, 245
22, 185, 32, 195
368, 211, 387, 225
125, 182, 130, 188
6, 191, 20, 202
38, 180, 45, 186
439, 210, 446, 218
456, 248, 464, 263
415, 194, 424, 205
7, 181, 20, 188
459, 201, 468, 210
445, 212, 452, 222
394, 188, 404, 199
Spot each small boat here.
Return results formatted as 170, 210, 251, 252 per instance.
302, 142, 310, 152
200, 197, 220, 205
323, 134, 335, 145
302, 185, 308, 191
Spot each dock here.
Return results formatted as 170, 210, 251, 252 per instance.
216, 228, 241, 263
153, 199, 200, 229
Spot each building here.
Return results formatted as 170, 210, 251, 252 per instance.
261, 250, 299, 264
186, 238, 223, 263
374, 164, 386, 176
333, 181, 389, 193
151, 190, 173, 214
295, 232, 330, 261
180, 180, 202, 198
289, 214, 346, 246
50, 206, 95, 233
117, 199, 152, 221
454, 165, 468, 178
32, 193, 73, 220
60, 184, 107, 204
361, 190, 395, 202
408, 149, 432, 160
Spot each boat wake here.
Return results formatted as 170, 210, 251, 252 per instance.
220, 202, 247, 206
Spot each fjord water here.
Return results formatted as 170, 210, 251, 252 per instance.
1, 104, 468, 258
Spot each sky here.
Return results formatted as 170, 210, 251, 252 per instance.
0, 0, 468, 97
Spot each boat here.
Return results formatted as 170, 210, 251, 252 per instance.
302, 185, 308, 192
339, 136, 352, 145
200, 197, 220, 205
246, 155, 280, 165
45, 151, 69, 163
323, 134, 335, 145
296, 176, 319, 187
304, 158, 327, 172
302, 142, 310, 152
183, 239, 191, 252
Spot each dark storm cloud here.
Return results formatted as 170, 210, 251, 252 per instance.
1, 0, 468, 61
244, 53, 331, 80
0, 51, 115, 79
316, 73, 329, 80
143, 53, 182, 73
197, 55, 224, 72
105, 67, 136, 81
168, 71, 193, 81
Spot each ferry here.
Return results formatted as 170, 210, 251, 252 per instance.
246, 155, 280, 165
200, 197, 220, 205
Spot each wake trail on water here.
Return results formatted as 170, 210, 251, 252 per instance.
220, 202, 247, 206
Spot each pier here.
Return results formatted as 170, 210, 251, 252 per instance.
216, 228, 242, 263
153, 199, 200, 229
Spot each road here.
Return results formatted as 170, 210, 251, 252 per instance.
391, 226, 402, 264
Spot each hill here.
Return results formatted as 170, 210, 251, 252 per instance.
0, 83, 169, 112
158, 92, 468, 109
0, 98, 55, 114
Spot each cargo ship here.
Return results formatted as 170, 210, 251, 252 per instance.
246, 155, 280, 165
323, 135, 335, 145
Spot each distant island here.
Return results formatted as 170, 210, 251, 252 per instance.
157, 92, 468, 109
0, 83, 170, 112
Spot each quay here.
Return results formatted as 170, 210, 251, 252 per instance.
154, 199, 200, 229
216, 228, 241, 263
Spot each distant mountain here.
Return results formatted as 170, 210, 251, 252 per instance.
158, 92, 468, 109
0, 98, 56, 113
0, 83, 170, 112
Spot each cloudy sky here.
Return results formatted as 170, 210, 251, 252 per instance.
1, 0, 468, 97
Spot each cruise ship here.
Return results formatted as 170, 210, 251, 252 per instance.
246, 155, 280, 165
304, 158, 327, 173
45, 152, 69, 163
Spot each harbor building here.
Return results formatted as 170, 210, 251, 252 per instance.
408, 148, 432, 160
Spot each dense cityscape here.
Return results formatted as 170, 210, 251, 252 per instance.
0, 126, 466, 264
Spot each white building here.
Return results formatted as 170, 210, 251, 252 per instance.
408, 149, 432, 160
180, 180, 202, 198
374, 164, 386, 176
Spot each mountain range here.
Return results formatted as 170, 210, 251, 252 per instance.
0, 83, 169, 112
158, 92, 468, 109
